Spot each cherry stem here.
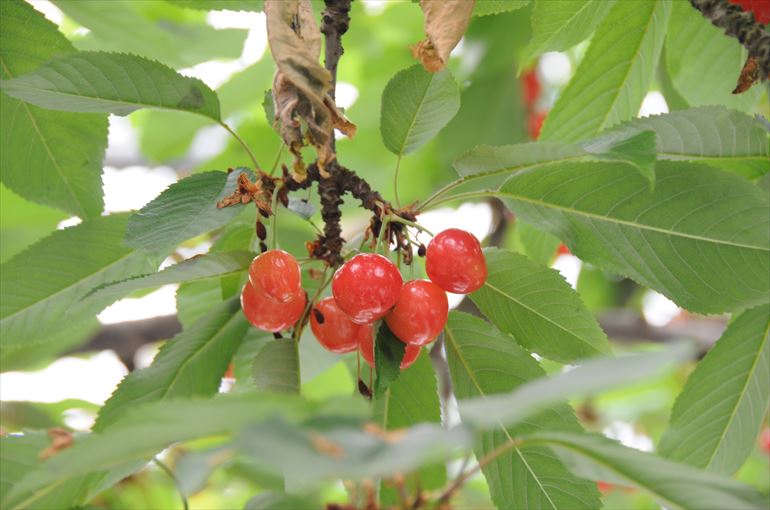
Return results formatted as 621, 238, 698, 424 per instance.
393, 154, 403, 208
269, 183, 282, 250
152, 458, 189, 510
219, 121, 261, 172
388, 215, 435, 237
269, 145, 285, 177
292, 268, 332, 342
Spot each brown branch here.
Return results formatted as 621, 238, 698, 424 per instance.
321, 0, 352, 99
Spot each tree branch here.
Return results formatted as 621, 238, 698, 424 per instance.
321, 0, 352, 99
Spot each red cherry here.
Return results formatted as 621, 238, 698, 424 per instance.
359, 330, 421, 370
310, 296, 371, 354
521, 68, 541, 107
760, 427, 770, 454
248, 249, 302, 303
597, 481, 614, 495
331, 253, 403, 325
557, 243, 571, 256
385, 280, 448, 346
426, 229, 487, 294
528, 111, 547, 140
729, 0, 770, 24
241, 281, 306, 332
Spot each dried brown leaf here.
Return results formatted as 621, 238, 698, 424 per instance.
310, 432, 345, 458
39, 427, 74, 460
414, 0, 476, 72
733, 54, 768, 94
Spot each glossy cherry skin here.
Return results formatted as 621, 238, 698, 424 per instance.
248, 249, 302, 304
521, 68, 541, 107
310, 296, 371, 354
729, 0, 770, 24
425, 229, 487, 294
359, 330, 421, 370
332, 253, 403, 325
385, 280, 448, 346
241, 281, 306, 332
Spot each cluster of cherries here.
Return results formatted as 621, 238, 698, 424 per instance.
240, 228, 487, 370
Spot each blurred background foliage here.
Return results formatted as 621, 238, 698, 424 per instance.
1, 1, 768, 509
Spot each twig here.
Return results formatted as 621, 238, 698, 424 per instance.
321, 0, 352, 99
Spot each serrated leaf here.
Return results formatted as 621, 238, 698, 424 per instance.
471, 248, 610, 362
373, 322, 406, 397
125, 170, 250, 255
473, 0, 529, 16
605, 106, 770, 180
521, 0, 615, 64
497, 160, 770, 314
80, 251, 253, 311
582, 130, 657, 187
168, 0, 264, 11
525, 432, 767, 510
0, 213, 155, 349
380, 64, 460, 155
665, 0, 762, 113
659, 304, 770, 475
539, 0, 671, 143
459, 343, 695, 429
444, 312, 601, 510
3, 394, 325, 510
0, 0, 107, 218
252, 339, 300, 394
0, 51, 221, 120
95, 297, 251, 431
373, 351, 445, 504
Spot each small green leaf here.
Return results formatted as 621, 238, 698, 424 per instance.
444, 312, 601, 510
498, 160, 770, 314
0, 214, 155, 348
263, 89, 278, 134
252, 339, 300, 394
473, 0, 530, 16
94, 297, 251, 431
373, 322, 406, 397
540, 0, 671, 143
0, 0, 108, 218
380, 65, 460, 156
459, 343, 695, 429
471, 248, 610, 362
125, 170, 250, 255
1, 51, 221, 120
659, 304, 770, 475
524, 432, 768, 510
521, 0, 615, 64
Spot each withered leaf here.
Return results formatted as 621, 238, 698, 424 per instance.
733, 54, 768, 94
413, 0, 476, 72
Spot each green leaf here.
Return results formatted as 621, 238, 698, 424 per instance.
473, 0, 530, 16
373, 351, 446, 504
236, 419, 470, 490
471, 248, 610, 362
659, 304, 770, 475
53, 1, 248, 69
521, 0, 615, 64
80, 250, 253, 310
605, 106, 770, 180
444, 312, 601, 510
582, 130, 657, 188
4, 394, 333, 510
508, 221, 560, 266
459, 343, 695, 429
665, 0, 762, 113
0, 51, 221, 120
252, 339, 300, 394
380, 64, 460, 156
0, 213, 155, 349
539, 0, 671, 143
1, 318, 99, 373
497, 160, 770, 314
95, 297, 251, 431
0, 0, 107, 218
125, 170, 249, 255
524, 432, 768, 510
373, 322, 406, 397
168, 0, 264, 11
244, 492, 317, 510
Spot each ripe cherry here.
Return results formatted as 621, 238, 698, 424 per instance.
241, 281, 306, 332
729, 0, 770, 24
385, 280, 448, 346
521, 68, 541, 107
426, 229, 487, 294
332, 253, 403, 324
248, 249, 302, 303
310, 296, 372, 354
359, 330, 421, 370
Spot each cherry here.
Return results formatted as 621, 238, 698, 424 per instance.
557, 243, 571, 256
385, 280, 448, 346
521, 68, 541, 107
425, 229, 487, 294
331, 253, 403, 324
359, 330, 421, 370
729, 0, 770, 24
241, 281, 306, 332
310, 296, 372, 354
248, 249, 302, 303
528, 111, 547, 140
